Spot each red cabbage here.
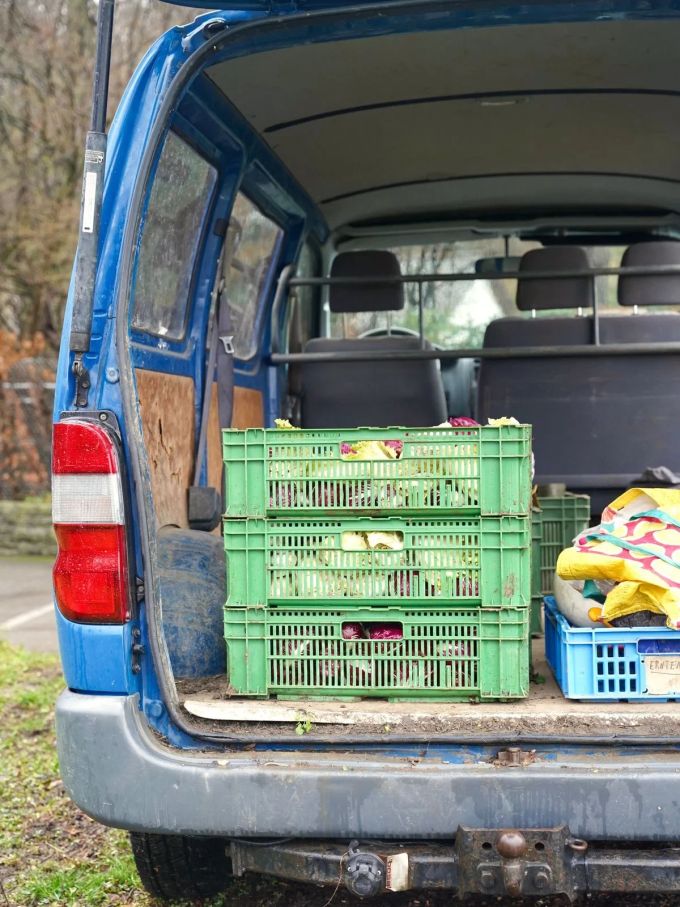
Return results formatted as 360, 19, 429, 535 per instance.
368, 623, 403, 640
342, 622, 364, 640
448, 417, 480, 427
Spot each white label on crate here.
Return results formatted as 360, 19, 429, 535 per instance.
385, 853, 409, 891
645, 657, 680, 695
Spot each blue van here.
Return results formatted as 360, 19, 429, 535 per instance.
54, 0, 680, 899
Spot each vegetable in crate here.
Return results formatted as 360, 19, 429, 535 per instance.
342, 622, 364, 639
263, 418, 534, 512
340, 439, 404, 460
447, 417, 480, 427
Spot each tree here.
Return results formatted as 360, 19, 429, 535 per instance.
0, 0, 195, 349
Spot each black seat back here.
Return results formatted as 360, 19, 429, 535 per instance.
478, 244, 680, 512
300, 251, 447, 428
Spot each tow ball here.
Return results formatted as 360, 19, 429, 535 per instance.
456, 825, 588, 900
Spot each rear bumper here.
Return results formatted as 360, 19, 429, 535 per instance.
56, 690, 680, 840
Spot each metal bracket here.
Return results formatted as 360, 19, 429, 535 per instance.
493, 746, 537, 767
455, 825, 587, 901
131, 628, 145, 675
219, 334, 234, 355
72, 354, 91, 408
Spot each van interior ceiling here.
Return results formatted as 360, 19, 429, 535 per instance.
123, 9, 680, 740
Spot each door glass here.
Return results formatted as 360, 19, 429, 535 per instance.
286, 241, 321, 353
223, 193, 283, 360
132, 132, 217, 341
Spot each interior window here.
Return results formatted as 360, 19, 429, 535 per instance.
330, 239, 540, 347
132, 131, 216, 340
286, 241, 321, 353
223, 193, 283, 361
328, 240, 674, 347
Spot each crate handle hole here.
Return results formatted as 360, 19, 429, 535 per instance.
340, 439, 403, 459
364, 622, 404, 641
342, 530, 404, 551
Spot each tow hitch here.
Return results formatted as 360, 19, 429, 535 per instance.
456, 826, 587, 900
231, 830, 680, 899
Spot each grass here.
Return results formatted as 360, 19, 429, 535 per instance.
0, 640, 146, 907
0, 639, 456, 907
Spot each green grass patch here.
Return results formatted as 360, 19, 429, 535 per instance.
14, 847, 140, 906
0, 641, 153, 907
0, 639, 463, 906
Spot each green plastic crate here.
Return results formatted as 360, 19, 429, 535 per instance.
530, 511, 543, 636
529, 496, 590, 634
224, 515, 530, 608
225, 604, 529, 700
223, 425, 532, 517
537, 494, 590, 595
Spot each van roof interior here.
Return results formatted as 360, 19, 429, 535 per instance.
205, 14, 680, 241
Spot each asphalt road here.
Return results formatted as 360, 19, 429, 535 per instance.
0, 556, 57, 652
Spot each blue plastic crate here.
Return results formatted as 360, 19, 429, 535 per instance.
544, 596, 680, 701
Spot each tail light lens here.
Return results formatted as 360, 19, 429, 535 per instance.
52, 419, 131, 623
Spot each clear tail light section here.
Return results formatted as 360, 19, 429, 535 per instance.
52, 418, 131, 623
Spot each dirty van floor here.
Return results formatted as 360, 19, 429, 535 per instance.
178, 639, 680, 739
3, 639, 680, 907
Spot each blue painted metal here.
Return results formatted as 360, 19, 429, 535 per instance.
159, 0, 680, 19
56, 609, 139, 695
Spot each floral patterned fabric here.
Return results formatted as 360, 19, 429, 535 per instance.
557, 489, 680, 628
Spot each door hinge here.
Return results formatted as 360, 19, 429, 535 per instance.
72, 354, 91, 408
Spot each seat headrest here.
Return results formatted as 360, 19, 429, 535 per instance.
516, 246, 594, 312
329, 251, 404, 313
618, 241, 680, 307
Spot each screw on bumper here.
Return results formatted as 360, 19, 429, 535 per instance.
231, 828, 680, 900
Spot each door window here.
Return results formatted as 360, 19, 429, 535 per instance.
132, 131, 217, 341
223, 193, 283, 361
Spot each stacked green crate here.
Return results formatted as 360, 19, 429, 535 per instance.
530, 493, 590, 635
531, 509, 543, 636
223, 425, 532, 701
225, 605, 529, 701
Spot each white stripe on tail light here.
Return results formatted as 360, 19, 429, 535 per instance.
52, 474, 123, 524
52, 419, 131, 624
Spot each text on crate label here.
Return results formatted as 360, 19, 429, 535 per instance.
645, 657, 680, 695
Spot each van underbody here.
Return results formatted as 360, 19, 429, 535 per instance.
54, 0, 680, 898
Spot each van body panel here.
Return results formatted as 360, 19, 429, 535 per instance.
56, 690, 680, 840
56, 612, 138, 695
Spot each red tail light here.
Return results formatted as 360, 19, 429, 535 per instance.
52, 419, 131, 623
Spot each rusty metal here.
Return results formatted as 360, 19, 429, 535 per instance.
229, 834, 680, 897
493, 746, 537, 766
345, 841, 386, 897
586, 848, 680, 892
455, 825, 583, 901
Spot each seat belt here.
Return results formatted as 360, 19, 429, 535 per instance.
189, 225, 236, 529
215, 277, 235, 433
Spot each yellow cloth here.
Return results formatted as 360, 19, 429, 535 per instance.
556, 488, 680, 628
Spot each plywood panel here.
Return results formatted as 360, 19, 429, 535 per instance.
135, 369, 195, 529
232, 386, 264, 429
